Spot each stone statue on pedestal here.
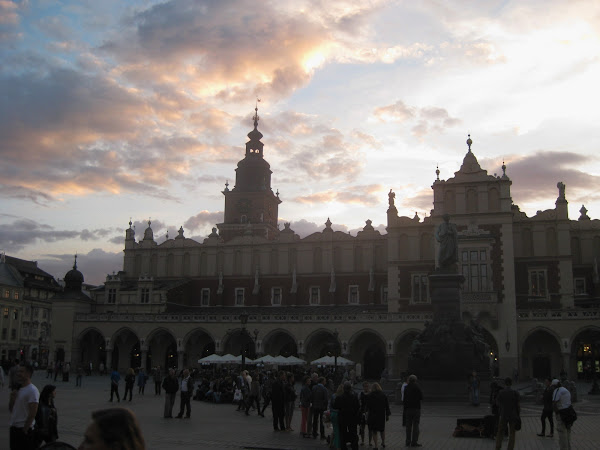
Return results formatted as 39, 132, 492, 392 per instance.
435, 213, 458, 269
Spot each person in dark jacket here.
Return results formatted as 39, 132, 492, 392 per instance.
124, 368, 135, 401
34, 384, 58, 446
162, 369, 179, 418
359, 381, 371, 446
334, 381, 361, 450
403, 374, 423, 447
366, 382, 391, 450
271, 371, 287, 431
495, 377, 520, 450
537, 377, 554, 437
245, 371, 262, 416
299, 376, 312, 437
311, 376, 329, 439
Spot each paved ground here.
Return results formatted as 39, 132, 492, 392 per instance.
2, 372, 600, 449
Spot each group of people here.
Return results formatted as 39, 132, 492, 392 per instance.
492, 376, 577, 450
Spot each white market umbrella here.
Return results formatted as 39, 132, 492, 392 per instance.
197, 354, 224, 364
254, 354, 277, 364
310, 355, 355, 366
282, 355, 306, 365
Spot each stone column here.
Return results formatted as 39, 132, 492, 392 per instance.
177, 351, 184, 369
106, 349, 113, 370
141, 350, 148, 370
387, 354, 394, 377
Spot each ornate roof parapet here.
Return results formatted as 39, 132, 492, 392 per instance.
579, 205, 591, 221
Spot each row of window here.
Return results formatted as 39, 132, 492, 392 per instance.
2, 308, 18, 320
1, 328, 17, 340
3, 290, 19, 300
199, 286, 389, 306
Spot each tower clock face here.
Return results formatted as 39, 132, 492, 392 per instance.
237, 198, 251, 213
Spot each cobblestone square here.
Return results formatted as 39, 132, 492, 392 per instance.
3, 373, 600, 449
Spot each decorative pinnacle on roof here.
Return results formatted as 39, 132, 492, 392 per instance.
73, 253, 78, 270
253, 98, 261, 129
436, 164, 440, 180
502, 160, 506, 176
129, 218, 132, 228
466, 134, 472, 152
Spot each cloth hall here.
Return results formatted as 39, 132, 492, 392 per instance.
49, 111, 600, 381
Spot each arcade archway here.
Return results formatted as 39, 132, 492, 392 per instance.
183, 328, 215, 368
572, 327, 600, 380
222, 329, 257, 359
393, 330, 420, 376
111, 328, 140, 371
348, 330, 386, 380
522, 329, 561, 379
77, 328, 106, 370
262, 330, 298, 357
146, 328, 177, 371
303, 329, 340, 363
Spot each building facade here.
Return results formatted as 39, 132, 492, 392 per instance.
51, 115, 600, 381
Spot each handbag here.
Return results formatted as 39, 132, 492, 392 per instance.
514, 417, 522, 431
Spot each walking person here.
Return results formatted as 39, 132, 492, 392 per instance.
124, 368, 135, 402
46, 362, 53, 379
469, 370, 480, 406
495, 377, 520, 450
403, 374, 423, 448
34, 384, 58, 446
284, 372, 296, 430
537, 377, 555, 437
176, 369, 193, 418
162, 369, 179, 418
260, 371, 273, 416
136, 368, 148, 395
271, 370, 287, 431
366, 382, 391, 450
109, 368, 121, 402
359, 381, 371, 446
334, 381, 361, 450
311, 376, 329, 439
245, 371, 262, 416
76, 366, 84, 387
8, 362, 39, 450
299, 376, 312, 437
153, 366, 163, 395
553, 379, 576, 450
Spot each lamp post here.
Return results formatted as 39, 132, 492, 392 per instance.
239, 314, 259, 372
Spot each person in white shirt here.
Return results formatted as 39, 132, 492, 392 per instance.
176, 369, 193, 418
552, 379, 572, 450
8, 362, 39, 450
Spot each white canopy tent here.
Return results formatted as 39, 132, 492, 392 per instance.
310, 355, 355, 366
197, 354, 225, 364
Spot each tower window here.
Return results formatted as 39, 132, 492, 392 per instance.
348, 285, 359, 304
241, 215, 248, 224
201, 288, 210, 306
235, 288, 245, 306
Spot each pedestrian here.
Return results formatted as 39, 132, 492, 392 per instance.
109, 368, 121, 402
176, 368, 193, 419
153, 366, 163, 395
284, 372, 296, 430
8, 362, 39, 450
403, 374, 423, 448
299, 376, 312, 437
99, 362, 105, 376
495, 377, 520, 450
136, 368, 148, 395
53, 361, 60, 382
400, 375, 408, 427
76, 366, 84, 387
245, 371, 262, 416
162, 369, 179, 418
552, 379, 577, 450
271, 370, 287, 432
366, 382, 390, 450
537, 377, 555, 437
124, 368, 135, 402
34, 384, 58, 446
329, 383, 344, 448
311, 376, 329, 439
63, 362, 70, 382
260, 371, 273, 415
46, 361, 53, 379
87, 361, 92, 376
78, 407, 146, 450
334, 381, 361, 450
359, 381, 371, 446
469, 370, 480, 406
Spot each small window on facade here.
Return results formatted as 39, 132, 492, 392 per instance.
574, 278, 586, 295
13, 291, 19, 300
241, 215, 248, 224
201, 288, 210, 306
309, 286, 320, 305
271, 287, 282, 305
461, 248, 489, 292
13, 309, 18, 320
411, 274, 429, 303
1, 328, 6, 339
141, 288, 150, 303
42, 309, 48, 319
348, 285, 359, 304
529, 269, 548, 299
11, 329, 16, 340
108, 288, 117, 304
235, 288, 245, 306
381, 286, 388, 304
4, 290, 9, 298
3, 308, 8, 318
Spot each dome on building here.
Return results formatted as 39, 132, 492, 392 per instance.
64, 255, 84, 291
143, 220, 154, 241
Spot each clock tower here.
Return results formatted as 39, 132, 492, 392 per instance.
217, 105, 281, 241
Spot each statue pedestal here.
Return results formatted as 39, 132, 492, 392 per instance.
407, 270, 491, 389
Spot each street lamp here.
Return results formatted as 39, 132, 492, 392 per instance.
239, 314, 259, 371
327, 329, 340, 382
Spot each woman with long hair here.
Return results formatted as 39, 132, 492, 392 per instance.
35, 384, 59, 445
78, 408, 145, 450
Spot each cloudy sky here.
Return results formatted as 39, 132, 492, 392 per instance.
1, 0, 600, 285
